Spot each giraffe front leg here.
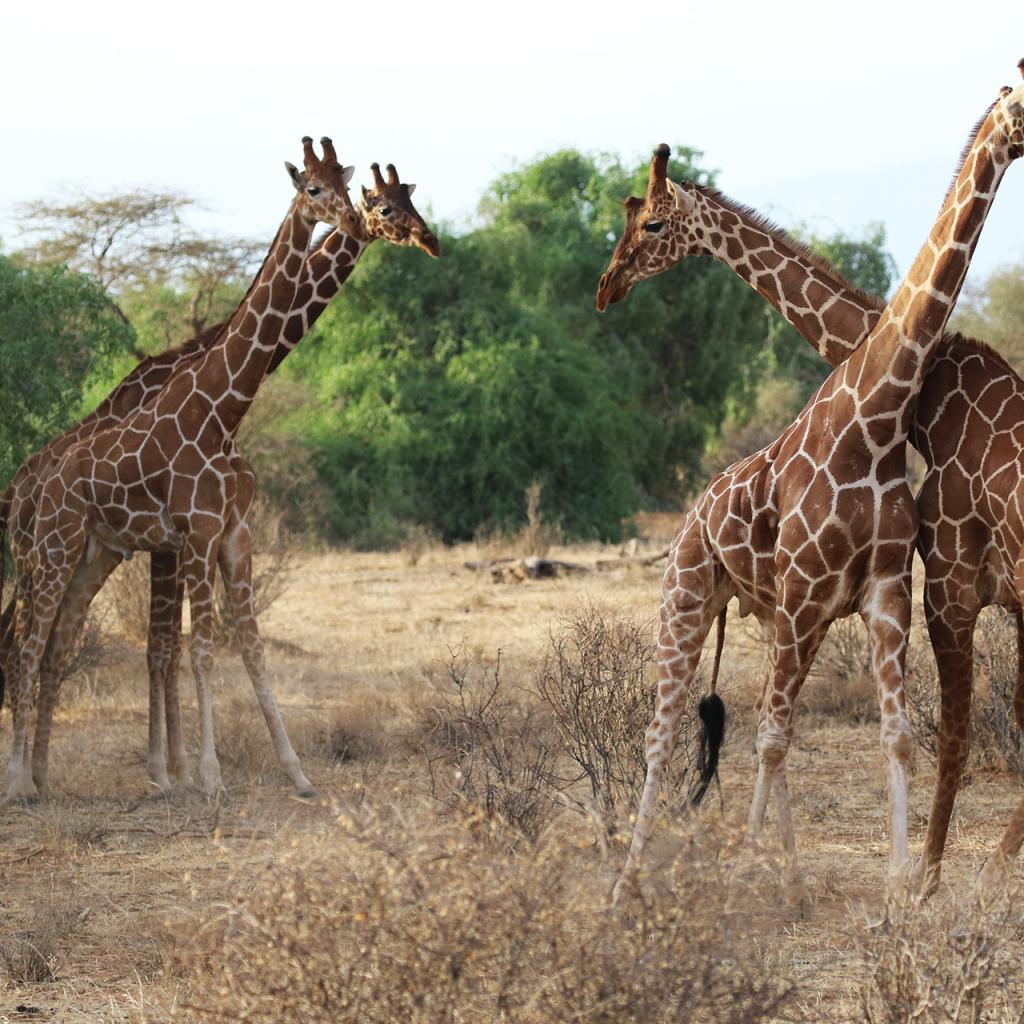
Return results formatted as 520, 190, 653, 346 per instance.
771, 766, 811, 915
148, 551, 189, 790
862, 574, 914, 886
218, 519, 314, 797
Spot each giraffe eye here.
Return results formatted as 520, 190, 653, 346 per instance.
307, 186, 322, 196
380, 206, 393, 217
643, 220, 664, 233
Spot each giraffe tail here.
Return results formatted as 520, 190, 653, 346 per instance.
690, 606, 727, 807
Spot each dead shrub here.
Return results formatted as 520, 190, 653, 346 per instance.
294, 698, 396, 768
24, 800, 110, 853
169, 813, 799, 1024
908, 609, 1024, 776
208, 695, 277, 783
536, 603, 701, 821
0, 900, 82, 985
858, 884, 1024, 1023
54, 604, 111, 684
107, 551, 152, 642
425, 648, 559, 844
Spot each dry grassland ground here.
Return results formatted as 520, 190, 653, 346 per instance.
2, 529, 1024, 1022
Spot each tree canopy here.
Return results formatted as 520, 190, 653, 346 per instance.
0, 255, 136, 486
4, 150, 901, 546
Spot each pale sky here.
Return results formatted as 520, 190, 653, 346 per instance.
3, 0, 1023, 292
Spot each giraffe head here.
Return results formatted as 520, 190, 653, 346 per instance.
358, 162, 441, 258
285, 137, 361, 237
992, 62, 1024, 158
596, 144, 702, 311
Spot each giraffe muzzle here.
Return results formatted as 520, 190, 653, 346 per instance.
595, 268, 630, 311
419, 230, 441, 259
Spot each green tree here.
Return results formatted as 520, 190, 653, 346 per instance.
282, 147, 795, 542
0, 255, 136, 487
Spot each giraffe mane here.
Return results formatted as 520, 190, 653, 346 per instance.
208, 214, 293, 347
689, 183, 1016, 378
941, 329, 1019, 376
940, 100, 999, 211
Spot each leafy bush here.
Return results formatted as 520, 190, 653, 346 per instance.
0, 254, 136, 487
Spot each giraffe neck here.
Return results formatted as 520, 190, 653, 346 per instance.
854, 110, 1013, 410
266, 226, 368, 374
185, 202, 316, 436
689, 186, 882, 368
25, 224, 364, 476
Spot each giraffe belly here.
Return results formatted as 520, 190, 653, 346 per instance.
89, 508, 183, 558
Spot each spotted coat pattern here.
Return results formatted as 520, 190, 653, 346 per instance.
4, 140, 437, 799
597, 81, 1024, 902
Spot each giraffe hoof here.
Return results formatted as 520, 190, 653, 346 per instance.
909, 858, 939, 900
296, 787, 320, 800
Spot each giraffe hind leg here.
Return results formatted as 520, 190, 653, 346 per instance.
31, 546, 122, 791
613, 531, 729, 903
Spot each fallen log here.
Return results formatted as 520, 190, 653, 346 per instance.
463, 557, 590, 582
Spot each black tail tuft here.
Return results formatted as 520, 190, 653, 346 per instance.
690, 693, 726, 806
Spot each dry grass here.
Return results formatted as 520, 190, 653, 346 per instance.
858, 883, 1024, 1023
1, 900, 83, 986
166, 812, 799, 1024
3, 543, 1024, 1021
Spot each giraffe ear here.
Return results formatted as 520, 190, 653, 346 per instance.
668, 179, 693, 214
361, 185, 371, 202
285, 162, 303, 190
341, 166, 355, 187
406, 183, 416, 196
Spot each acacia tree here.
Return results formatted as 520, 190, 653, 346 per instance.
14, 189, 196, 292
13, 188, 262, 353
